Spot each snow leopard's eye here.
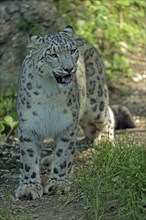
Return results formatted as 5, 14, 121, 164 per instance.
71, 49, 77, 54
49, 53, 58, 58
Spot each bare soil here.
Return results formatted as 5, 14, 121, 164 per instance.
0, 50, 145, 220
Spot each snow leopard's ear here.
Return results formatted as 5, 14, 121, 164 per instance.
27, 35, 44, 50
63, 25, 75, 36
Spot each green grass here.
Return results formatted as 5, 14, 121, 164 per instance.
0, 191, 31, 220
0, 84, 17, 120
0, 207, 31, 220
0, 84, 18, 143
75, 139, 146, 220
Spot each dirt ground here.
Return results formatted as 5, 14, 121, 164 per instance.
0, 50, 145, 220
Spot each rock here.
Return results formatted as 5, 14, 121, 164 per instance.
0, 0, 64, 92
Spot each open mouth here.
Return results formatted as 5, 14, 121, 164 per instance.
53, 73, 72, 85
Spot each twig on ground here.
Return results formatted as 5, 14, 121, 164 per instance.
60, 193, 82, 211
115, 129, 146, 134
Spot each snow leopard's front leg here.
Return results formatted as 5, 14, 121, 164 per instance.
44, 124, 78, 195
16, 128, 43, 199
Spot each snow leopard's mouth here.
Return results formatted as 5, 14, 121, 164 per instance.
53, 73, 72, 85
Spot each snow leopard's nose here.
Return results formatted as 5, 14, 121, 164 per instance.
63, 67, 74, 74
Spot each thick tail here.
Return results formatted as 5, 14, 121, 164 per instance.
111, 105, 136, 130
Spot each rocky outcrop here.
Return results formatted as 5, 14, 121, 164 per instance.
0, 0, 64, 91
